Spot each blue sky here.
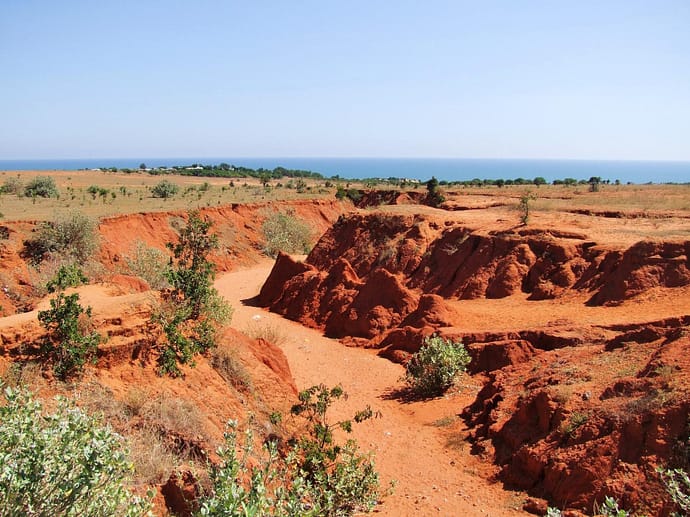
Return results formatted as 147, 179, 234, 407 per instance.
1, 1, 689, 160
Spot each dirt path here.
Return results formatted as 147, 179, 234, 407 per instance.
215, 260, 528, 516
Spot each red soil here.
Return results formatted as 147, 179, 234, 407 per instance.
2, 190, 690, 515
258, 205, 690, 515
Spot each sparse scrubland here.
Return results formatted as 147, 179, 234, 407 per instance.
1, 170, 690, 515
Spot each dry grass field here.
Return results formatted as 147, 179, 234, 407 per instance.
0, 169, 339, 221
2, 169, 689, 224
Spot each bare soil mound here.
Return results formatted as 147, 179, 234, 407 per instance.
258, 208, 690, 514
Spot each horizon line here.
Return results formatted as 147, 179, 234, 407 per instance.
2, 156, 690, 164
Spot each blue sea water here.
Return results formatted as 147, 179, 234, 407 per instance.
1, 157, 689, 184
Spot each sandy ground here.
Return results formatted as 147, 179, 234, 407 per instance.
215, 259, 529, 516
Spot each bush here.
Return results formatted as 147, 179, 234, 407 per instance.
151, 180, 179, 198
198, 385, 385, 517
155, 211, 232, 376
24, 211, 98, 264
124, 241, 170, 290
0, 177, 23, 195
37, 291, 102, 379
24, 176, 59, 198
197, 422, 314, 517
0, 387, 151, 516
45, 263, 88, 293
261, 209, 313, 258
289, 384, 383, 515
403, 335, 471, 397
335, 187, 362, 204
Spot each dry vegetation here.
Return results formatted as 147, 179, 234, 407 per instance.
0, 169, 340, 221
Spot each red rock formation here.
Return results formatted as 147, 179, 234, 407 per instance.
462, 327, 690, 514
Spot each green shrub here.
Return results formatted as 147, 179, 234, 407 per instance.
0, 387, 151, 517
335, 187, 362, 204
124, 241, 170, 289
24, 211, 98, 264
37, 292, 102, 379
24, 176, 59, 198
261, 209, 313, 257
403, 335, 471, 397
289, 384, 383, 515
198, 385, 385, 517
45, 263, 88, 293
151, 180, 179, 198
197, 421, 315, 517
155, 211, 232, 376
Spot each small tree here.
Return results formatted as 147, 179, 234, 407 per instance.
589, 176, 602, 192
38, 289, 101, 380
518, 192, 537, 225
155, 211, 232, 376
24, 176, 59, 198
87, 185, 100, 200
425, 176, 445, 207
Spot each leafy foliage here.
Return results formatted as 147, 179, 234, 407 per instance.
45, 263, 88, 293
594, 496, 629, 517
289, 384, 383, 516
403, 335, 471, 397
24, 176, 59, 198
151, 180, 179, 198
198, 385, 385, 517
335, 187, 362, 204
261, 209, 313, 258
0, 387, 151, 517
197, 422, 317, 517
37, 291, 102, 379
659, 467, 690, 515
155, 211, 232, 376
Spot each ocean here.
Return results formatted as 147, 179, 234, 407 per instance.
1, 157, 689, 185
